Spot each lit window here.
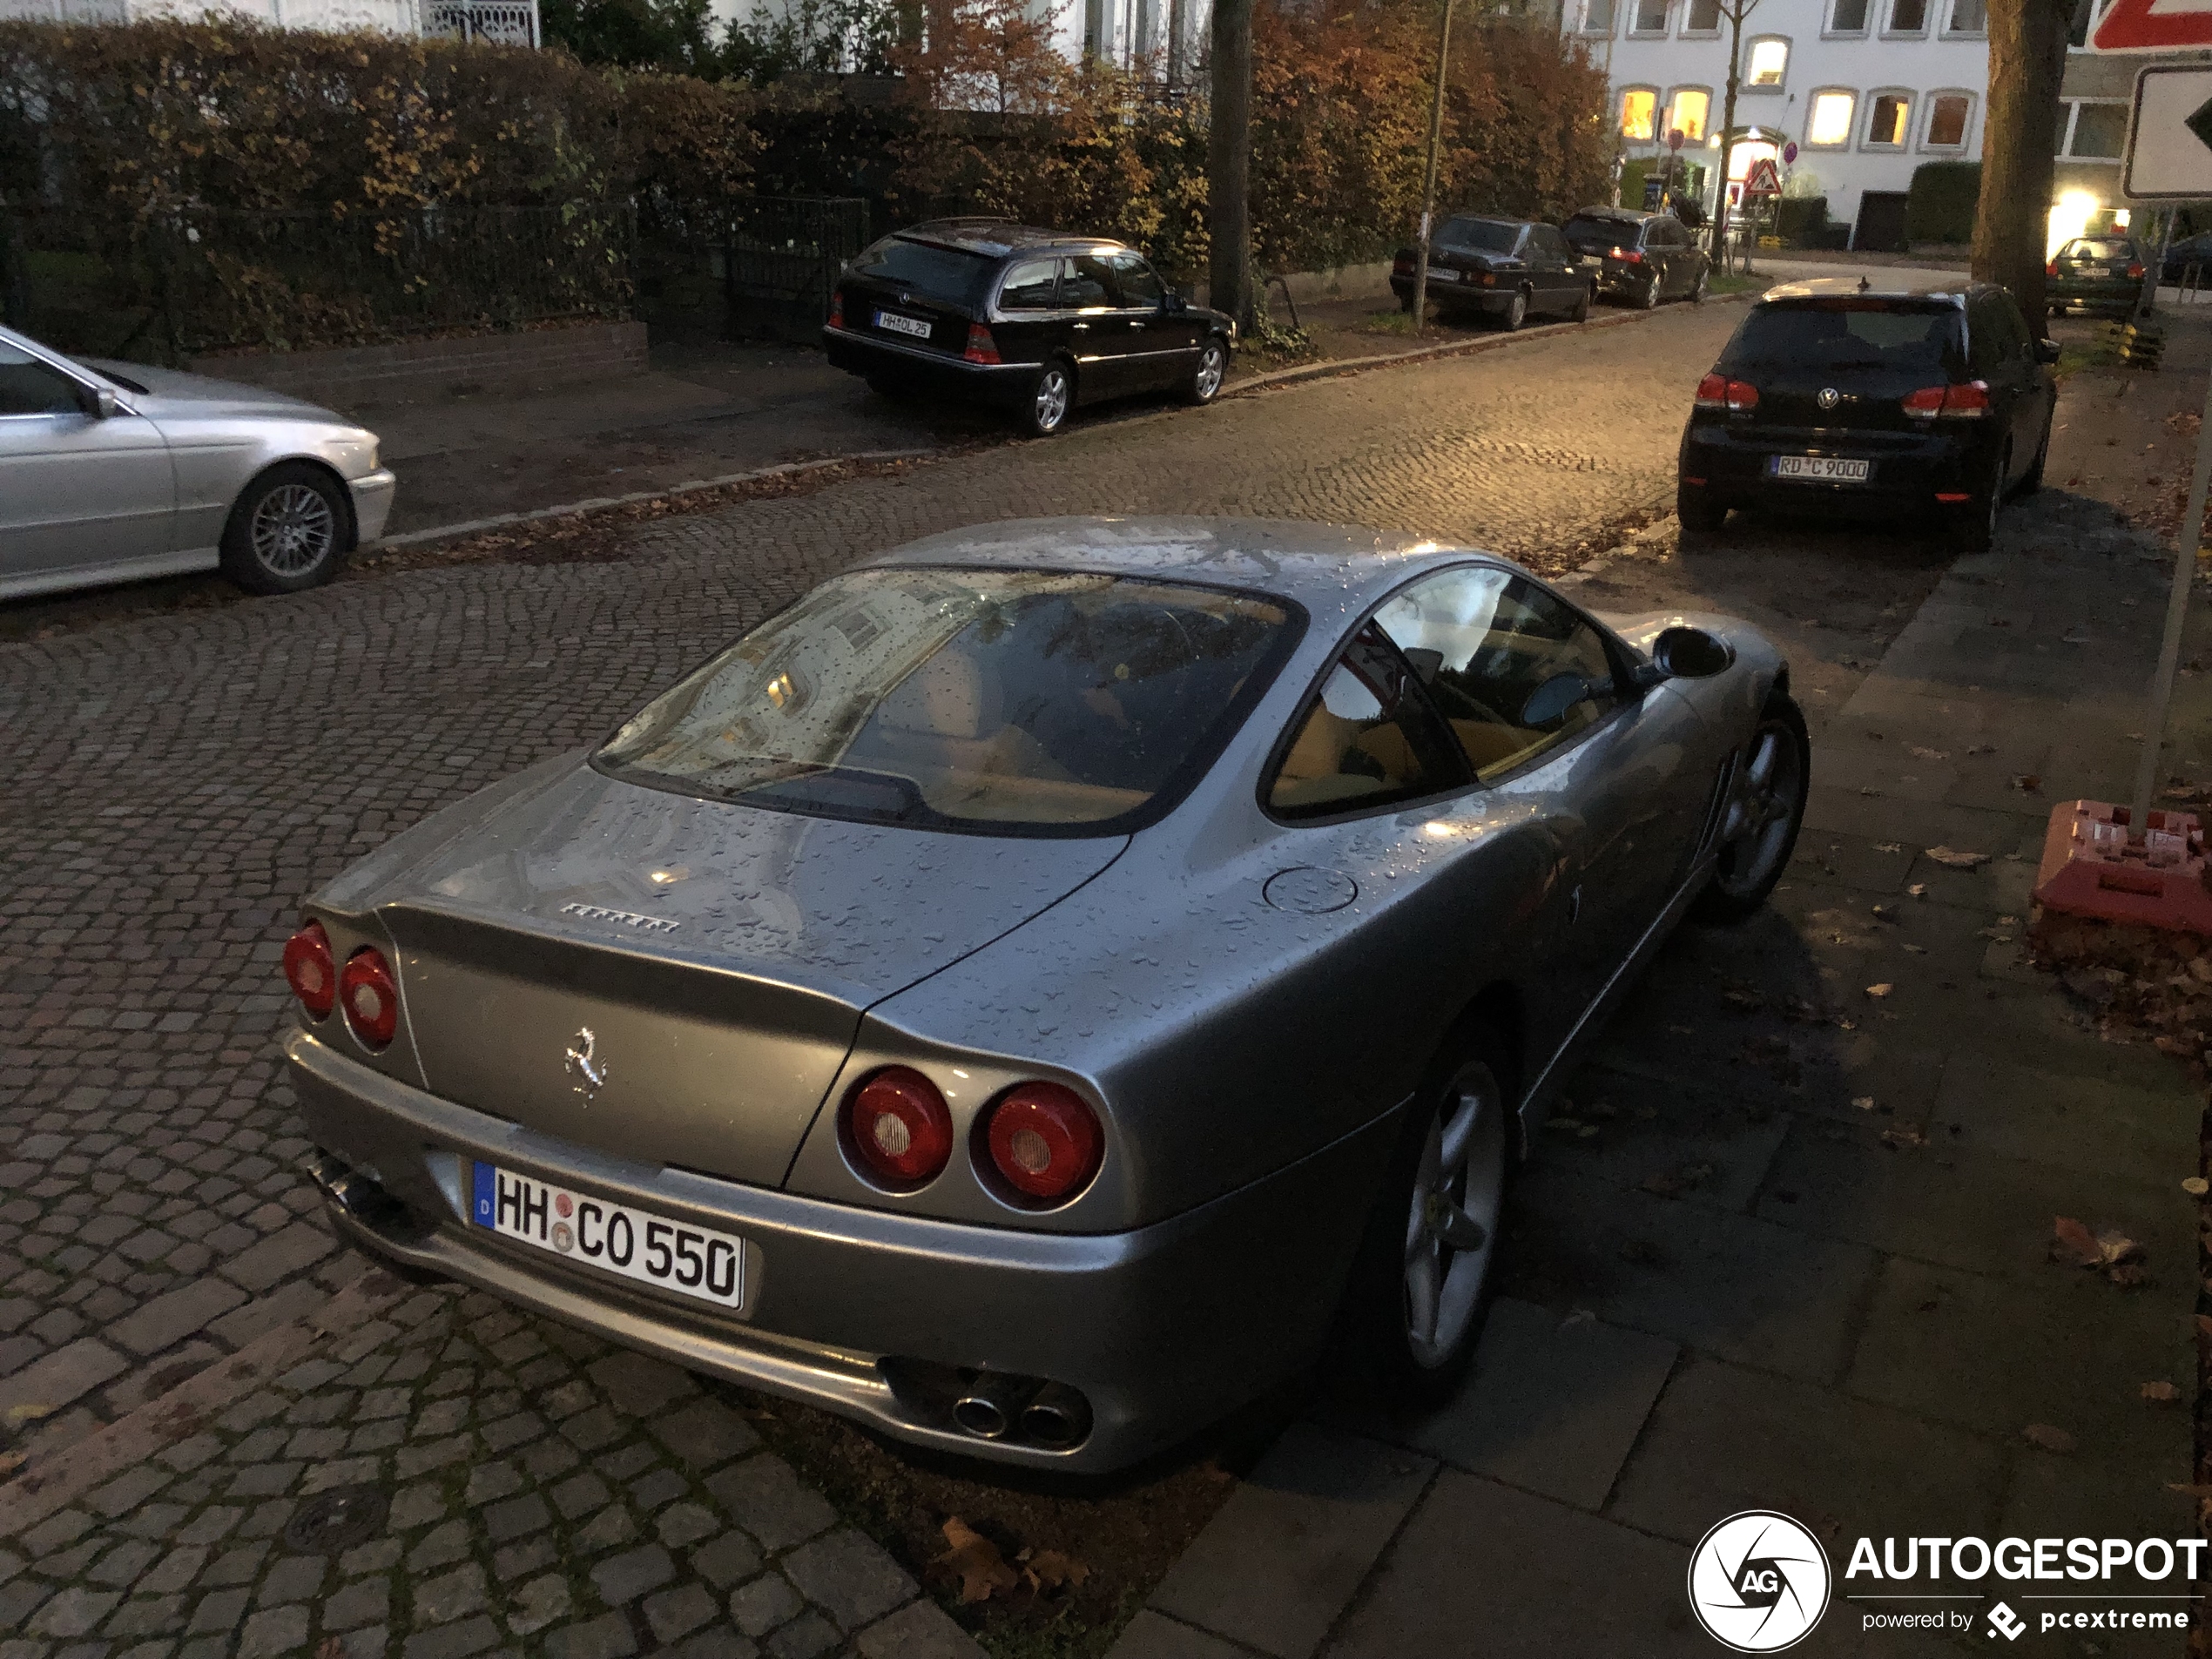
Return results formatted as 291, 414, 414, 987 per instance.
1831, 0, 1868, 27
1867, 92, 1911, 145
1889, 0, 1926, 27
1667, 89, 1711, 141
1808, 91, 1856, 145
1622, 88, 1657, 139
1747, 38, 1788, 84
1947, 0, 1986, 28
1926, 93, 1970, 146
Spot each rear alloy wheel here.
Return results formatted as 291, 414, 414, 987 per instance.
1501, 289, 1528, 331
220, 462, 347, 595
1021, 363, 1072, 438
1185, 336, 1228, 405
1642, 276, 1662, 310
1677, 480, 1729, 532
1694, 691, 1811, 922
1692, 267, 1710, 304
1343, 1034, 1514, 1406
1570, 285, 1592, 323
1950, 447, 2008, 552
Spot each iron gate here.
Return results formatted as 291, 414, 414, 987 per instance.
637, 197, 871, 344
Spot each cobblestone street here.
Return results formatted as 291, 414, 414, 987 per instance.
2, 293, 2126, 1656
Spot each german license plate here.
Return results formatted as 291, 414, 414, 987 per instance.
874, 311, 932, 340
1428, 268, 1459, 282
472, 1163, 745, 1309
1770, 455, 1871, 483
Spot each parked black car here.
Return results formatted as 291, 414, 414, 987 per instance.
1562, 207, 1710, 309
2163, 230, 2212, 285
2047, 236, 2146, 319
822, 219, 1234, 438
1676, 277, 2058, 552
1387, 217, 1593, 329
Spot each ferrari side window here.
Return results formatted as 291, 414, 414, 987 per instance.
1375, 567, 1620, 781
1268, 624, 1466, 817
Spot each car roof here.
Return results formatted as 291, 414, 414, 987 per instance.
1568, 206, 1656, 224
1755, 274, 1989, 306
862, 516, 1501, 616
897, 219, 1126, 258
1442, 213, 1531, 229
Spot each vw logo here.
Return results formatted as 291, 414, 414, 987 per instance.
1687, 1511, 1831, 1652
1816, 387, 1841, 410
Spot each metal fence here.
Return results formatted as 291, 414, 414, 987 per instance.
635, 196, 871, 345
0, 202, 631, 361
420, 0, 541, 46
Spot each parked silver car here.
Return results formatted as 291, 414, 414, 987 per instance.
282, 517, 1808, 1471
0, 324, 395, 601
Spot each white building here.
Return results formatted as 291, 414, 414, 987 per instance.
0, 0, 536, 44
1568, 0, 1990, 248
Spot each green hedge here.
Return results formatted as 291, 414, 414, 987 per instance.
1905, 161, 1979, 246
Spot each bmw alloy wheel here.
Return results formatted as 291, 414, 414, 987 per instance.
251, 483, 338, 579
1503, 290, 1527, 331
1403, 1062, 1507, 1371
1712, 716, 1806, 906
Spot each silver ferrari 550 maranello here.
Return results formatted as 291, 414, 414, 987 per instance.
284, 516, 1809, 1471
1, 323, 394, 601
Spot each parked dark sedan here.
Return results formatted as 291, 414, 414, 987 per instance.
822, 219, 1234, 438
1676, 277, 2057, 552
1388, 216, 1593, 329
1563, 207, 1710, 309
2047, 236, 2145, 318
2162, 230, 2212, 285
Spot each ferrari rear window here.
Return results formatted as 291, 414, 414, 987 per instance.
597, 568, 1298, 835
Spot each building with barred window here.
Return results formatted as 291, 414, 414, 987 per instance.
0, 0, 536, 45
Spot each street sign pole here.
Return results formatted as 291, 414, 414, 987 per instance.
1408, 0, 1457, 340
2128, 354, 2212, 834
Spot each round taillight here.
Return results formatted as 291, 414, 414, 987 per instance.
283, 921, 335, 1020
843, 1067, 954, 1188
339, 948, 400, 1050
982, 1082, 1102, 1203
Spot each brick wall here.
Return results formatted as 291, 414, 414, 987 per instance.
186, 320, 649, 411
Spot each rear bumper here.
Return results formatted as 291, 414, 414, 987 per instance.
347, 469, 397, 546
2049, 283, 2138, 314
821, 325, 1036, 408
285, 1028, 1394, 1472
1388, 275, 1513, 310
1679, 420, 1992, 516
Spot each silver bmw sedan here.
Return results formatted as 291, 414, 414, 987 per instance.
0, 323, 395, 600
283, 517, 1809, 1471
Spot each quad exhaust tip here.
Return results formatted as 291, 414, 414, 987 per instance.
951, 1373, 1036, 1440
1018, 1382, 1092, 1450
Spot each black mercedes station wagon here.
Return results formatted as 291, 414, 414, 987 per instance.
822, 219, 1237, 438
1676, 277, 2058, 552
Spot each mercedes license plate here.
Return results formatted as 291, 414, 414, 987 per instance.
874, 311, 932, 340
1770, 455, 1871, 483
472, 1163, 745, 1309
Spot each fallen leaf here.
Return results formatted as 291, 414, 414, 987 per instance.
2053, 1216, 2105, 1267
2142, 1381, 2180, 1402
1925, 846, 1993, 869
2109, 1261, 2153, 1289
1, 1404, 51, 1430
1873, 840, 1904, 853
1902, 943, 1927, 954
1023, 1549, 1091, 1592
1907, 745, 1949, 760
2022, 1423, 2077, 1453
317, 1642, 347, 1659
2186, 1177, 2209, 1197
1865, 983, 1893, 998
1851, 1096, 1877, 1111
0, 1449, 24, 1477
1880, 1125, 1927, 1150
1907, 883, 1928, 898
934, 1517, 1021, 1603
2012, 774, 2042, 792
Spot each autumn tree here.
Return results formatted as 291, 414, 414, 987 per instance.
1708, 0, 1758, 268
1971, 0, 2071, 332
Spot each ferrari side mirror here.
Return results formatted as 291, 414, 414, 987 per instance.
1650, 624, 1734, 680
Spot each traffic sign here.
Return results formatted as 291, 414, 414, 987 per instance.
1782, 141, 1798, 165
1743, 157, 1783, 197
2094, 0, 2212, 52
2122, 64, 2212, 200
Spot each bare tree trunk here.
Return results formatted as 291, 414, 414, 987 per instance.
1409, 0, 1459, 338
1208, 0, 1255, 333
1710, 7, 1743, 273
1168, 0, 1187, 87
1972, 0, 2070, 334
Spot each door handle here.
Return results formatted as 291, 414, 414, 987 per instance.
1129, 320, 1146, 330
1072, 322, 1090, 332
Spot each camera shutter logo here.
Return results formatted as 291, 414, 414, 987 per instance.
1687, 1511, 1831, 1652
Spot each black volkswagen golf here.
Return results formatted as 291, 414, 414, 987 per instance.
822, 219, 1236, 437
1676, 277, 2058, 551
